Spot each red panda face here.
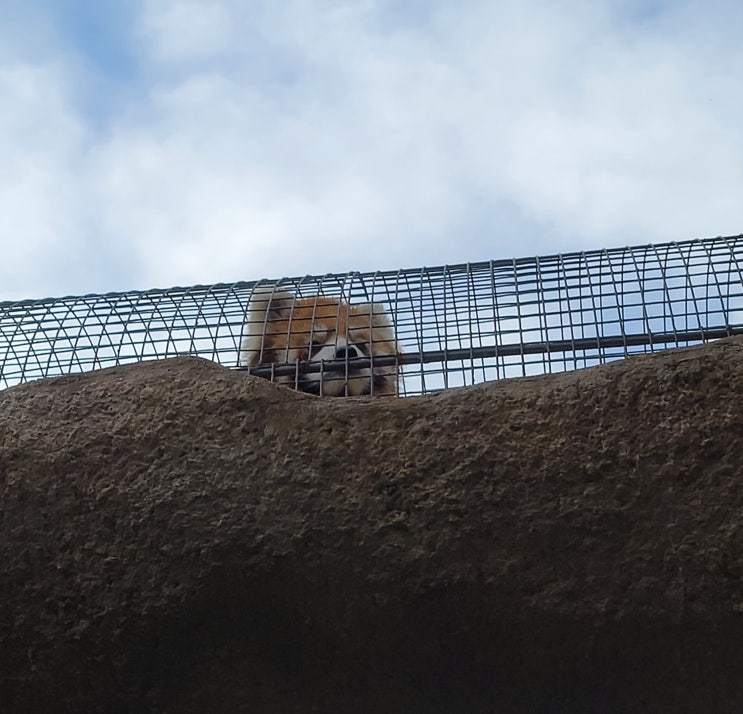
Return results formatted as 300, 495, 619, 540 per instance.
240, 289, 400, 396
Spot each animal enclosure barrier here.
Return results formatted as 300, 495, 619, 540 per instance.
1, 235, 742, 396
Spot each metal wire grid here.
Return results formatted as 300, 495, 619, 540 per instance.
1, 235, 741, 395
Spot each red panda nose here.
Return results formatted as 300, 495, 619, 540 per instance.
335, 346, 360, 360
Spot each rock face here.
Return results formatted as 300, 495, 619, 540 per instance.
1, 338, 742, 713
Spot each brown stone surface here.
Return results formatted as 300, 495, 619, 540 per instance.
1, 338, 742, 713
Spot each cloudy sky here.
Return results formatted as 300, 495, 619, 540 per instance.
1, 0, 742, 301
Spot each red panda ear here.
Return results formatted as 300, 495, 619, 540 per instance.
350, 302, 393, 334
265, 290, 295, 318
240, 287, 298, 368
364, 302, 392, 327
248, 287, 295, 322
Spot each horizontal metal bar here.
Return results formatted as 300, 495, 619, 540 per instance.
240, 325, 742, 378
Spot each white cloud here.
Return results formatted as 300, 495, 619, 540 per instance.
1, 0, 742, 300
139, 0, 234, 62
503, 50, 743, 240
0, 59, 90, 299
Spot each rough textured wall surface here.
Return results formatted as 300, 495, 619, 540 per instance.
1, 338, 742, 713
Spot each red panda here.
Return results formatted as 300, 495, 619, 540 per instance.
239, 287, 401, 396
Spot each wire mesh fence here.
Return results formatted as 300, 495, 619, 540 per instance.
1, 235, 742, 396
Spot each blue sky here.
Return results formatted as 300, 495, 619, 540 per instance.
1, 0, 742, 301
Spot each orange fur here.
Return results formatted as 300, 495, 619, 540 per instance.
240, 288, 400, 396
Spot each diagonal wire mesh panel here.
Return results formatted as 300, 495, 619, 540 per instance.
1, 235, 742, 395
